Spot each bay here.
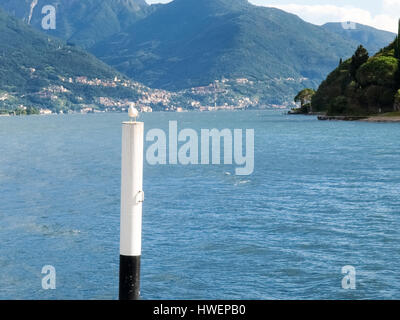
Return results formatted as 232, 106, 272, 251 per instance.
1, 110, 400, 300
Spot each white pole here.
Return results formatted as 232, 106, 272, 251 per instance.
119, 117, 144, 300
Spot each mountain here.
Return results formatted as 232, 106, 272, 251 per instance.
90, 0, 369, 104
89, 3, 395, 107
0, 0, 152, 48
0, 4, 272, 114
0, 8, 182, 114
1, 0, 397, 108
322, 22, 396, 56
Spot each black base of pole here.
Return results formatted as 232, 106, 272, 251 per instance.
119, 255, 141, 300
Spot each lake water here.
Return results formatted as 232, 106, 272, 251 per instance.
1, 110, 400, 300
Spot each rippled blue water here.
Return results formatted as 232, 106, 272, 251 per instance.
1, 110, 400, 300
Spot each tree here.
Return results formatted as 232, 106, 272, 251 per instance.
294, 88, 316, 113
350, 45, 369, 79
328, 96, 348, 115
394, 89, 400, 111
395, 19, 400, 59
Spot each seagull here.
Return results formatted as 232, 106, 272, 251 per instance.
128, 103, 139, 122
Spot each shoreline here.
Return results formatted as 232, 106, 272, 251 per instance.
318, 115, 400, 123
360, 116, 400, 123
0, 108, 287, 117
317, 115, 368, 121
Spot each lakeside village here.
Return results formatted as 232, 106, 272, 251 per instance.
0, 75, 293, 117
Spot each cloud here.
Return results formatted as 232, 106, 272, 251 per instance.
383, 0, 400, 15
384, 0, 400, 7
249, 1, 398, 33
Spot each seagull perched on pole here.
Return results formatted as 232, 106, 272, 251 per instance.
128, 103, 139, 122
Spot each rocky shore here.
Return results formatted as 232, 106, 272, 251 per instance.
317, 115, 400, 122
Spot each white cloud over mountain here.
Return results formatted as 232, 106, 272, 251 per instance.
145, 0, 398, 32
250, 0, 398, 33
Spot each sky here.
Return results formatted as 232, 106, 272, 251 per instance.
145, 0, 400, 33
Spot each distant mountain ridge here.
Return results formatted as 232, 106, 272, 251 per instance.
93, 0, 355, 89
322, 22, 396, 56
0, 0, 152, 48
90, 0, 397, 104
0, 7, 181, 113
0, 0, 397, 107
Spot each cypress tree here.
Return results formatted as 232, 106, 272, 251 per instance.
350, 45, 369, 79
395, 19, 400, 88
396, 19, 400, 59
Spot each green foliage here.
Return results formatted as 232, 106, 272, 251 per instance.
14, 106, 39, 115
0, 8, 148, 112
289, 103, 310, 114
364, 85, 394, 109
0, 0, 152, 49
294, 88, 315, 107
350, 45, 369, 78
396, 89, 400, 102
394, 89, 400, 111
356, 56, 399, 87
395, 19, 400, 59
328, 96, 348, 115
311, 39, 400, 116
